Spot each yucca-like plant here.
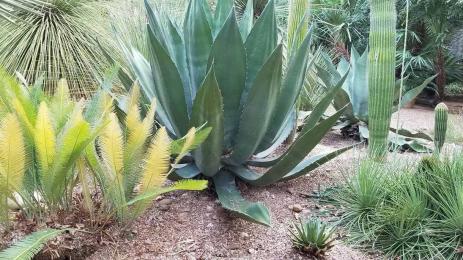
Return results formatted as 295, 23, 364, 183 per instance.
84, 86, 209, 222
0, 228, 65, 260
0, 0, 113, 96
0, 0, 45, 22
367, 0, 397, 160
433, 102, 448, 154
119, 0, 354, 225
289, 218, 335, 257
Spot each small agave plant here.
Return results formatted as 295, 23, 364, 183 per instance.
289, 218, 335, 258
118, 0, 353, 225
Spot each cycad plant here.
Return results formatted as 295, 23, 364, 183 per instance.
0, 228, 65, 260
0, 113, 26, 224
0, 0, 113, 96
119, 0, 353, 225
0, 72, 102, 213
84, 86, 209, 222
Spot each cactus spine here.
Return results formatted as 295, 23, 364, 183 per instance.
367, 0, 397, 161
434, 102, 448, 154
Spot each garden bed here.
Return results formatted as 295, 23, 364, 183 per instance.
1, 107, 438, 260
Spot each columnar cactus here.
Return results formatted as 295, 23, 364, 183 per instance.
434, 102, 448, 154
367, 0, 397, 160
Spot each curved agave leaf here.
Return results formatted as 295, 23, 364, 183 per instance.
190, 68, 224, 177
231, 143, 356, 183
231, 45, 283, 165
232, 108, 345, 186
184, 0, 213, 98
213, 170, 270, 226
147, 27, 189, 137
258, 31, 313, 152
169, 163, 202, 180
214, 0, 234, 35
238, 0, 254, 41
210, 10, 246, 148
243, 0, 277, 100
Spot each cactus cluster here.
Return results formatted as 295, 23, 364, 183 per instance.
367, 0, 397, 160
434, 102, 448, 154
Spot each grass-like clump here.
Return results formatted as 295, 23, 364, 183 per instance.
336, 153, 463, 259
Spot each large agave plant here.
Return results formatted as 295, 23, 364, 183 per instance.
120, 0, 353, 225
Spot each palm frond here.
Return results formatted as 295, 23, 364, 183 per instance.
0, 228, 64, 260
34, 102, 56, 175
139, 127, 171, 193
0, 113, 26, 195
99, 113, 124, 179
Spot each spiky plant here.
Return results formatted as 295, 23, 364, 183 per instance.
0, 228, 64, 260
433, 102, 448, 154
289, 218, 335, 257
118, 0, 354, 225
84, 86, 209, 222
0, 72, 102, 212
0, 114, 26, 224
0, 0, 45, 22
0, 0, 113, 96
367, 0, 397, 160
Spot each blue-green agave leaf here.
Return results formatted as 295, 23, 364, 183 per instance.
231, 45, 283, 164
210, 10, 247, 148
184, 0, 213, 98
213, 171, 271, 226
191, 67, 224, 177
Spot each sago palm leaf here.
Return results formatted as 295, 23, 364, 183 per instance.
0, 114, 26, 192
49, 80, 75, 131
34, 102, 56, 175
0, 228, 64, 260
99, 113, 124, 179
139, 127, 171, 193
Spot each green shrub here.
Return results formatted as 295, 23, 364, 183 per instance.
337, 153, 463, 259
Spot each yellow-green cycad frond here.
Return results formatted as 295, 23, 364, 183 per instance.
50, 106, 91, 194
125, 104, 146, 161
0, 114, 26, 192
139, 127, 171, 193
12, 98, 35, 140
174, 127, 196, 164
99, 113, 124, 179
34, 102, 56, 174
127, 83, 141, 110
142, 98, 157, 131
50, 79, 74, 131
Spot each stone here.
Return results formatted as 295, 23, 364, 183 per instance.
240, 232, 250, 239
290, 204, 303, 213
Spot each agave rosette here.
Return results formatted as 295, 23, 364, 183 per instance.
119, 0, 354, 225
